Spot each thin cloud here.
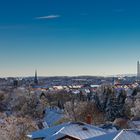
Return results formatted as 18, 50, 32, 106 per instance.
35, 15, 61, 20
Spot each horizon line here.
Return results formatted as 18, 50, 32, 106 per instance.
0, 73, 137, 78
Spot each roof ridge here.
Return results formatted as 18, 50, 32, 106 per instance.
113, 129, 124, 140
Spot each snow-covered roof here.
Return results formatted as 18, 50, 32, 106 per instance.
59, 122, 107, 139
87, 129, 140, 140
116, 130, 140, 140
132, 121, 140, 126
90, 85, 100, 88
45, 108, 63, 127
27, 123, 68, 139
27, 122, 107, 140
87, 131, 120, 140
27, 122, 140, 140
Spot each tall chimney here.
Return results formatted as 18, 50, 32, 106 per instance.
137, 61, 140, 80
86, 114, 92, 124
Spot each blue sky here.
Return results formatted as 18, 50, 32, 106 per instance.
0, 0, 140, 77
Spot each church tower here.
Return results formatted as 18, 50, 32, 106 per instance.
34, 70, 38, 85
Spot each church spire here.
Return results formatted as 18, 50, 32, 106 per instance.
34, 70, 38, 85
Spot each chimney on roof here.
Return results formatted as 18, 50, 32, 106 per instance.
86, 114, 92, 124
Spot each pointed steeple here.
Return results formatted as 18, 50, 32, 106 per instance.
34, 70, 38, 85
